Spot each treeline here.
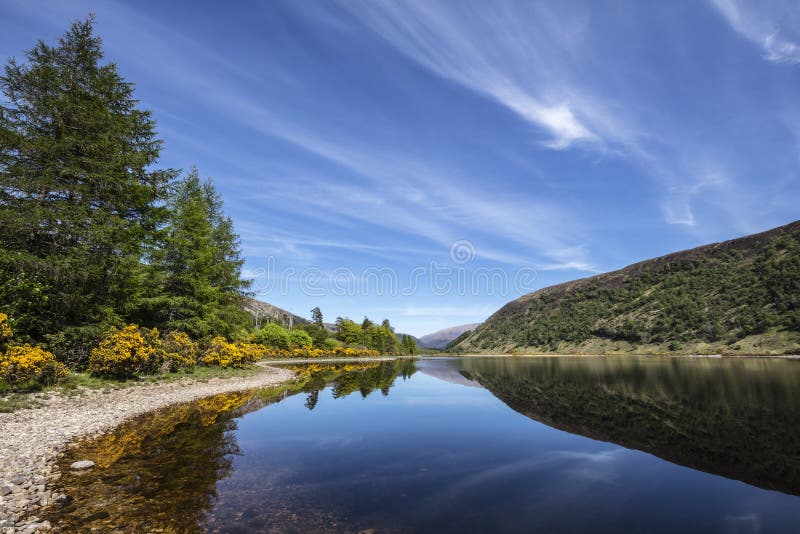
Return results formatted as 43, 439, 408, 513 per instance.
0, 17, 415, 381
254, 307, 417, 356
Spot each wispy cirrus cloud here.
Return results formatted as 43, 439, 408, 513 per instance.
337, 0, 602, 150
337, 0, 768, 231
709, 0, 800, 64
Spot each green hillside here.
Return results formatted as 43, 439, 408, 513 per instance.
456, 221, 800, 355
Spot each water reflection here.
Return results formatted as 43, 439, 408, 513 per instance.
458, 356, 800, 495
48, 360, 416, 532
45, 357, 800, 533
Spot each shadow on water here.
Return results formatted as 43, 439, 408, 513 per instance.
459, 356, 800, 495
45, 359, 417, 533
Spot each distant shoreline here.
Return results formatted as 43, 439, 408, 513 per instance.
433, 353, 800, 359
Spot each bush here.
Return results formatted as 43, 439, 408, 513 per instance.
161, 331, 198, 372
254, 323, 290, 349
322, 338, 342, 350
44, 324, 108, 370
0, 313, 12, 349
88, 325, 162, 378
201, 336, 255, 368
0, 344, 68, 385
235, 342, 268, 362
289, 329, 313, 349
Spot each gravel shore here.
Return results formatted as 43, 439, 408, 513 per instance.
0, 366, 295, 533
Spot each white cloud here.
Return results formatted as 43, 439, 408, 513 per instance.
709, 0, 800, 64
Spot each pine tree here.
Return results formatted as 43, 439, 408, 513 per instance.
140, 168, 249, 338
0, 17, 176, 352
310, 306, 323, 327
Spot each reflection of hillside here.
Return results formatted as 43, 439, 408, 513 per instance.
48, 360, 417, 532
461, 357, 800, 495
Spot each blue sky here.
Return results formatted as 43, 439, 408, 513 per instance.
1, 1, 799, 336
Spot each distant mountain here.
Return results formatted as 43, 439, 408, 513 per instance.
419, 323, 481, 349
243, 297, 309, 328
455, 220, 800, 355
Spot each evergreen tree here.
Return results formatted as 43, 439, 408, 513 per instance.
140, 168, 249, 338
0, 17, 176, 353
310, 306, 323, 327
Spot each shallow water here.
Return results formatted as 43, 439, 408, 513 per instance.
50, 357, 800, 533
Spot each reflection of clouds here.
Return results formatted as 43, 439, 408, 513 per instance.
401, 395, 496, 407
553, 449, 623, 483
422, 448, 624, 515
724, 513, 761, 534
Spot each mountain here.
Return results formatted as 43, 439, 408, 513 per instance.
419, 323, 481, 349
455, 221, 800, 355
243, 297, 309, 328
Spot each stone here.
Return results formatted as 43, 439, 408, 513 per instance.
9, 476, 23, 486
0, 487, 10, 497
69, 460, 95, 471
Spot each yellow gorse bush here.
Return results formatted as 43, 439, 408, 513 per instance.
89, 325, 162, 378
0, 313, 12, 345
161, 331, 198, 372
0, 344, 68, 385
200, 337, 265, 368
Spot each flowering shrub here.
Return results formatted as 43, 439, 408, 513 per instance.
89, 325, 162, 378
200, 337, 249, 368
235, 342, 268, 363
0, 313, 12, 348
161, 331, 198, 372
0, 344, 69, 385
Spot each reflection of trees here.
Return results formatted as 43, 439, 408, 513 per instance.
286, 359, 417, 404
462, 357, 800, 495
330, 359, 416, 399
47, 359, 418, 531
49, 391, 258, 532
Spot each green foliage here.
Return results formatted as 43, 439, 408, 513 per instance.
299, 323, 330, 348
254, 323, 290, 350
401, 334, 419, 355
0, 17, 177, 344
138, 168, 250, 338
322, 338, 342, 350
310, 306, 323, 327
288, 329, 313, 349
465, 223, 800, 352
335, 317, 363, 346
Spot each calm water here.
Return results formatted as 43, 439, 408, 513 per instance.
50, 357, 800, 533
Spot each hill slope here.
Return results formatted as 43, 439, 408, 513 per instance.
456, 221, 800, 355
418, 323, 481, 349
243, 297, 309, 328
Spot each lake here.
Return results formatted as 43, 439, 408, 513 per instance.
49, 356, 800, 533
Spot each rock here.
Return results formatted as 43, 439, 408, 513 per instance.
9, 476, 23, 486
0, 487, 10, 497
69, 460, 95, 471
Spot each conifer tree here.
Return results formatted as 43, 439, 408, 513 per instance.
141, 168, 249, 338
0, 17, 176, 350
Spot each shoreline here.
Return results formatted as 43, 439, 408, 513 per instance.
437, 353, 800, 359
0, 366, 295, 533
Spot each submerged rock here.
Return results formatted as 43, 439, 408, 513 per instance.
69, 460, 95, 471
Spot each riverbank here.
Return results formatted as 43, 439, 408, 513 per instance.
0, 365, 295, 533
